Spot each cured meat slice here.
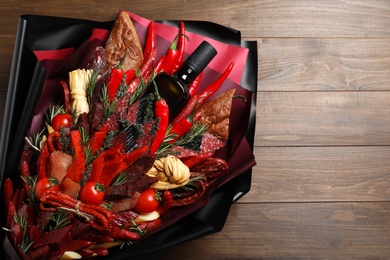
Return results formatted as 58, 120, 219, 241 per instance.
196, 88, 236, 141
104, 11, 144, 72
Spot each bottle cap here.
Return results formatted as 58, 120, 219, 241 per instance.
185, 41, 217, 75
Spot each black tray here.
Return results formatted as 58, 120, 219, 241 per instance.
0, 14, 257, 259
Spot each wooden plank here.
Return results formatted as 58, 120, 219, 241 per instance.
259, 38, 390, 91
151, 203, 390, 259
0, 0, 390, 37
0, 36, 14, 92
0, 92, 5, 133
256, 91, 390, 146
241, 146, 390, 203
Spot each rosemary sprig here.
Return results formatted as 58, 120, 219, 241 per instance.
175, 122, 208, 147
156, 122, 208, 156
128, 73, 155, 106
79, 126, 90, 146
20, 175, 38, 205
13, 213, 34, 253
100, 85, 116, 120
58, 127, 70, 153
173, 174, 205, 195
102, 130, 116, 150
45, 104, 65, 123
86, 69, 100, 106
49, 209, 71, 231
25, 129, 45, 151
111, 172, 127, 186
83, 145, 95, 165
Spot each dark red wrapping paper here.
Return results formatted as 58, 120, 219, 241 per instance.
0, 11, 257, 259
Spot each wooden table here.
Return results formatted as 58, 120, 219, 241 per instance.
1, 0, 390, 258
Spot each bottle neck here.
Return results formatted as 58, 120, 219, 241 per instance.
175, 63, 199, 86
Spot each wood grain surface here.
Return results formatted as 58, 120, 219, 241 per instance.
1, 0, 390, 259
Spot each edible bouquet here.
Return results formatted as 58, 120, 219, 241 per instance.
0, 10, 257, 259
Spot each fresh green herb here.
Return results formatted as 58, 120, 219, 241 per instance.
173, 175, 205, 194
111, 172, 127, 186
80, 164, 92, 187
25, 129, 45, 151
79, 127, 90, 146
101, 201, 114, 211
128, 74, 155, 106
20, 175, 38, 205
48, 209, 71, 231
116, 82, 128, 99
100, 85, 116, 120
86, 69, 100, 106
13, 213, 34, 253
58, 127, 70, 153
102, 130, 116, 150
45, 104, 65, 123
83, 145, 95, 165
175, 121, 208, 147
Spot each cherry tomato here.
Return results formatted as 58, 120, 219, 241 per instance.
52, 113, 72, 131
134, 188, 160, 214
79, 182, 105, 205
34, 177, 60, 200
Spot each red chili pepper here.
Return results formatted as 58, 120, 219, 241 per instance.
197, 60, 235, 103
88, 152, 105, 183
170, 21, 186, 74
160, 39, 179, 74
188, 71, 203, 97
38, 142, 50, 179
110, 225, 141, 241
135, 218, 162, 231
140, 47, 157, 78
182, 152, 214, 169
87, 131, 107, 154
156, 190, 173, 215
143, 21, 155, 59
64, 130, 86, 183
149, 83, 169, 154
169, 101, 200, 143
154, 54, 166, 73
127, 47, 157, 95
171, 61, 235, 125
125, 69, 136, 85
100, 146, 148, 186
107, 54, 126, 101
